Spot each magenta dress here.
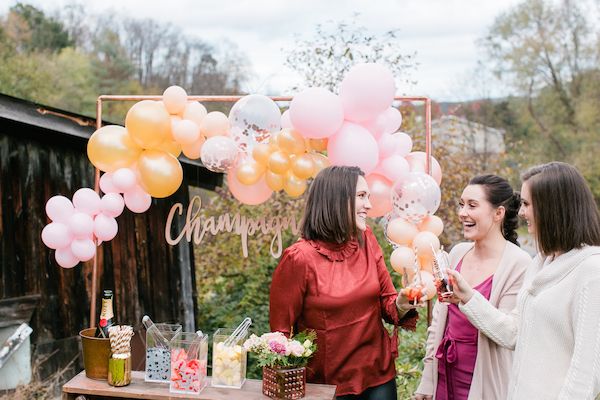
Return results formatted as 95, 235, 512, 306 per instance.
435, 260, 493, 400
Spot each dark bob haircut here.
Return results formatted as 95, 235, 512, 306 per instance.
301, 165, 364, 244
521, 161, 600, 256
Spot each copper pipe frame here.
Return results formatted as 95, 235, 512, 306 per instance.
91, 94, 433, 328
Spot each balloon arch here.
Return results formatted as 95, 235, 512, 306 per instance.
40, 64, 445, 326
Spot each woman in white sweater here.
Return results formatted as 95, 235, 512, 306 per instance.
447, 162, 600, 399
414, 175, 531, 400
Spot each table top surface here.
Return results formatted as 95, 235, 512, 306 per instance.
63, 371, 336, 399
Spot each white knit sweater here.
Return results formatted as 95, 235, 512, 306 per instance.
460, 246, 600, 400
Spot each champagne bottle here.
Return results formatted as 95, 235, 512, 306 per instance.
95, 290, 116, 338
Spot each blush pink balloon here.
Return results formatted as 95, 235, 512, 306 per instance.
340, 63, 396, 122
68, 212, 95, 238
124, 185, 152, 213
377, 132, 400, 159
280, 110, 293, 129
365, 174, 393, 218
162, 85, 188, 115
41, 222, 72, 249
327, 122, 379, 174
289, 87, 344, 139
226, 171, 272, 205
362, 108, 403, 140
377, 154, 410, 183
173, 119, 200, 145
183, 102, 208, 126
99, 172, 119, 194
394, 132, 413, 157
100, 193, 125, 218
111, 168, 137, 193
45, 195, 75, 223
405, 151, 442, 185
94, 213, 118, 241
71, 238, 96, 261
55, 246, 79, 268
72, 188, 101, 215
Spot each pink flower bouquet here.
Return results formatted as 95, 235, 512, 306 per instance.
243, 330, 317, 368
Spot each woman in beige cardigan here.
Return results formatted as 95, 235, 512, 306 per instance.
414, 175, 532, 400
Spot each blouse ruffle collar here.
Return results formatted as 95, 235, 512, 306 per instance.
308, 239, 359, 262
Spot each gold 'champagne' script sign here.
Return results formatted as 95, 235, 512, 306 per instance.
165, 195, 300, 258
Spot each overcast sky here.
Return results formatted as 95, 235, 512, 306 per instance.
0, 0, 524, 101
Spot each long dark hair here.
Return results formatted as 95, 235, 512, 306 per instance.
469, 174, 521, 246
301, 166, 364, 244
522, 162, 600, 255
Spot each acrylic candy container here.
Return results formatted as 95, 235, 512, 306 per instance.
169, 332, 209, 395
145, 323, 182, 383
211, 328, 247, 388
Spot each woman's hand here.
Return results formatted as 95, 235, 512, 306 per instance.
412, 393, 433, 400
396, 286, 427, 313
445, 269, 475, 304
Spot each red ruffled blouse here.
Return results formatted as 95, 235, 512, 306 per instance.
269, 227, 418, 396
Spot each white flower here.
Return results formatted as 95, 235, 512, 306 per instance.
289, 340, 305, 357
303, 349, 313, 357
303, 339, 312, 349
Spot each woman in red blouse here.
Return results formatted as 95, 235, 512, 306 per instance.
270, 165, 421, 399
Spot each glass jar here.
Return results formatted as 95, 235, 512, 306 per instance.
145, 323, 182, 383
107, 352, 132, 387
211, 328, 247, 389
262, 366, 306, 399
169, 332, 208, 395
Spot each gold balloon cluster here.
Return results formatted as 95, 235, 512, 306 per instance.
234, 128, 330, 197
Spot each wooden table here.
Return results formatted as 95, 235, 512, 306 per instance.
62, 371, 336, 399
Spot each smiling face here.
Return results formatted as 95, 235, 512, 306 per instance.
458, 184, 504, 241
518, 181, 535, 235
355, 175, 372, 231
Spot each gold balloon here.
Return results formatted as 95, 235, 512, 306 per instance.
268, 150, 291, 175
125, 100, 171, 149
87, 125, 141, 172
309, 138, 328, 152
265, 170, 285, 191
252, 143, 274, 166
283, 171, 307, 197
137, 150, 183, 198
310, 152, 330, 177
236, 159, 265, 185
290, 153, 315, 179
277, 128, 306, 155
160, 140, 182, 158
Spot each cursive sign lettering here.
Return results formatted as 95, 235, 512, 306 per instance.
165, 195, 300, 258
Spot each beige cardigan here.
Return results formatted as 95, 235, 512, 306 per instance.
415, 241, 532, 400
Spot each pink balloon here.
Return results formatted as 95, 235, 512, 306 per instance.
340, 63, 396, 122
112, 168, 137, 193
280, 110, 293, 129
405, 151, 442, 185
71, 238, 96, 261
94, 214, 118, 241
365, 174, 393, 218
68, 212, 94, 238
72, 188, 101, 215
55, 246, 79, 268
377, 133, 399, 159
327, 122, 379, 174
377, 154, 410, 183
100, 193, 125, 218
362, 108, 402, 139
226, 171, 272, 205
172, 119, 200, 145
124, 185, 152, 213
45, 195, 74, 223
99, 172, 119, 194
41, 222, 72, 249
394, 132, 413, 157
162, 85, 188, 115
289, 87, 344, 139
392, 172, 441, 223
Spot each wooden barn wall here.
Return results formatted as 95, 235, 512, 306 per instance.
0, 118, 214, 378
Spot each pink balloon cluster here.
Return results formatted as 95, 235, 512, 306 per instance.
99, 167, 152, 213
41, 188, 125, 268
